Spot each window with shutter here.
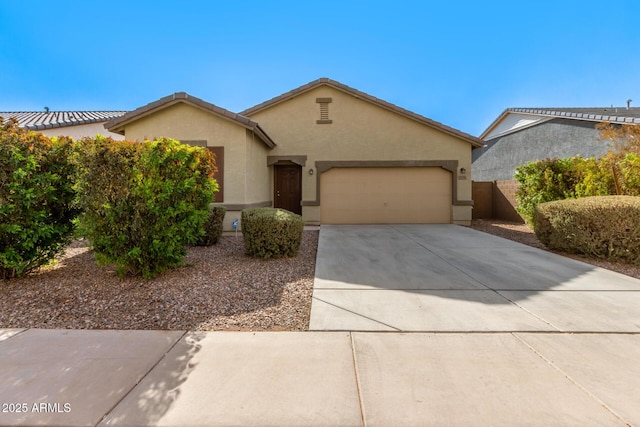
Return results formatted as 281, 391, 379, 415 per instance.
207, 146, 224, 202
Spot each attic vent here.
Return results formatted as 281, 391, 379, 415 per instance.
316, 97, 332, 124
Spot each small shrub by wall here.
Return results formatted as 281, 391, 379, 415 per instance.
534, 196, 640, 265
241, 208, 303, 258
0, 118, 79, 279
196, 206, 226, 246
74, 137, 218, 278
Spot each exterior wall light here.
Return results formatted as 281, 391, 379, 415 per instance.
309, 168, 314, 175
460, 167, 466, 174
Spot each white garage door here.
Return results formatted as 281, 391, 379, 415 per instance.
320, 167, 452, 224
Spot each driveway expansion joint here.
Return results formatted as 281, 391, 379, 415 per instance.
311, 296, 401, 331
349, 333, 367, 427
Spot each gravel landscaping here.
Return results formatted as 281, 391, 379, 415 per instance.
470, 219, 640, 280
0, 231, 318, 331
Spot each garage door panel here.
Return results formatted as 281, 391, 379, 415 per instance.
320, 167, 452, 224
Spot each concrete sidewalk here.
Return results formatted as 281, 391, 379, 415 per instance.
1, 328, 639, 426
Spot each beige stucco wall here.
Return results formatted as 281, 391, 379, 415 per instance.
121, 102, 272, 207
244, 129, 271, 204
247, 86, 473, 224
40, 122, 125, 141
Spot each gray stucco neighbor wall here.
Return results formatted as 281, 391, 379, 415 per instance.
472, 118, 613, 181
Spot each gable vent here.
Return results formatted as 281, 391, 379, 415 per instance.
316, 97, 332, 124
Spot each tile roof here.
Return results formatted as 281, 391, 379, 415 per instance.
480, 107, 640, 140
240, 78, 485, 148
104, 92, 276, 148
508, 107, 640, 123
0, 111, 126, 130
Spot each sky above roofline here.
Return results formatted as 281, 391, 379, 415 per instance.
1, 0, 639, 137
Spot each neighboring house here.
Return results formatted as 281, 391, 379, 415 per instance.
0, 111, 126, 140
105, 78, 484, 229
473, 107, 640, 181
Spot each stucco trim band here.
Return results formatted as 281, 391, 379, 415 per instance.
303, 160, 473, 207
213, 201, 272, 211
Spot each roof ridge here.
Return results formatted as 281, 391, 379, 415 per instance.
0, 110, 127, 113
103, 92, 276, 148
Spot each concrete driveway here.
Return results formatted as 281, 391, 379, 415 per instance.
309, 225, 640, 331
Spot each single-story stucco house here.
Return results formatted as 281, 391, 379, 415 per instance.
104, 78, 484, 229
0, 111, 126, 140
473, 106, 640, 181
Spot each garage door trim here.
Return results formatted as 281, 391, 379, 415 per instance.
301, 160, 472, 207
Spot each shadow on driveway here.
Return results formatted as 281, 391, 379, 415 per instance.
310, 225, 640, 331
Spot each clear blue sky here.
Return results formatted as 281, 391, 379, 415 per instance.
1, 1, 639, 136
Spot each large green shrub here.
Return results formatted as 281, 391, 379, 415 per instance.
196, 205, 226, 246
0, 118, 79, 279
572, 156, 616, 197
617, 153, 640, 196
241, 208, 303, 258
515, 134, 640, 224
514, 158, 581, 224
534, 196, 640, 265
74, 137, 218, 278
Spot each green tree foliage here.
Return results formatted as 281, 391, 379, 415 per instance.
596, 122, 640, 195
619, 153, 640, 196
196, 205, 226, 246
74, 137, 218, 278
0, 118, 79, 279
515, 123, 640, 223
514, 158, 580, 224
572, 156, 615, 197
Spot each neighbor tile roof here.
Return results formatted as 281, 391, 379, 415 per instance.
0, 111, 126, 130
104, 92, 276, 148
240, 78, 485, 148
508, 107, 640, 123
481, 107, 640, 140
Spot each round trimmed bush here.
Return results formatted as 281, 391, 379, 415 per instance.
241, 208, 303, 258
534, 196, 640, 265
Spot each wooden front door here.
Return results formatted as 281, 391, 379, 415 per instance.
274, 165, 302, 215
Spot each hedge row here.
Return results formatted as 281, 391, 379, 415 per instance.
1, 123, 220, 280
534, 196, 640, 265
